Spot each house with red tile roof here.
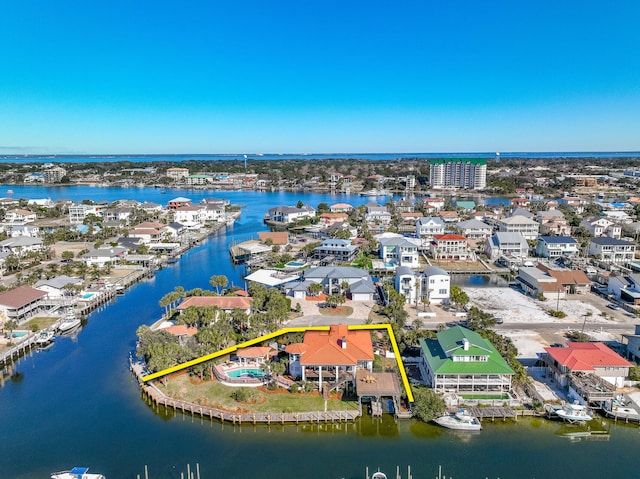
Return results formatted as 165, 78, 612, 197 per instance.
0, 285, 48, 324
287, 324, 374, 391
430, 234, 471, 260
177, 296, 252, 315
543, 342, 632, 390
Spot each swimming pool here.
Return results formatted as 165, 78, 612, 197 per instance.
285, 261, 306, 268
82, 293, 96, 300
11, 331, 28, 338
226, 368, 267, 379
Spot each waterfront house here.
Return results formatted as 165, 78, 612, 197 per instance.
129, 226, 164, 243
287, 324, 374, 391
536, 264, 591, 294
162, 324, 198, 345
173, 205, 207, 226
395, 199, 415, 213
0, 285, 48, 324
535, 236, 580, 258
186, 174, 213, 186
267, 205, 316, 224
9, 225, 40, 238
177, 296, 252, 317
34, 275, 83, 299
82, 247, 127, 267
543, 342, 632, 390
100, 207, 133, 224
166, 167, 189, 181
422, 197, 445, 211
379, 235, 421, 267
558, 195, 587, 214
329, 203, 353, 213
498, 215, 540, 241
302, 266, 374, 297
485, 232, 529, 260
588, 237, 635, 265
422, 266, 450, 305
430, 234, 471, 261
313, 239, 359, 264
165, 221, 187, 239
580, 217, 622, 239
419, 326, 514, 395
167, 197, 192, 210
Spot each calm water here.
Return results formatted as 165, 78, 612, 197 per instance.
1, 187, 640, 479
1, 151, 639, 164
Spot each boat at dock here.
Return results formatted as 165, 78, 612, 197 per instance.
359, 189, 388, 197
57, 315, 82, 334
549, 402, 593, 423
51, 466, 105, 479
434, 409, 482, 430
35, 329, 55, 346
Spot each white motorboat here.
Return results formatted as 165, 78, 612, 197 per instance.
556, 402, 593, 423
51, 466, 105, 479
359, 189, 388, 197
434, 409, 482, 431
35, 329, 55, 346
371, 473, 387, 479
58, 315, 81, 333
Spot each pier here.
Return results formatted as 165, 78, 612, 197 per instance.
130, 357, 360, 425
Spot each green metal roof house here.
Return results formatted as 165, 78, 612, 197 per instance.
419, 326, 514, 395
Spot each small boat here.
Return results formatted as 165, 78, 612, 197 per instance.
58, 315, 81, 333
51, 466, 106, 479
35, 329, 55, 346
371, 473, 387, 479
434, 409, 482, 430
359, 189, 388, 197
556, 402, 593, 423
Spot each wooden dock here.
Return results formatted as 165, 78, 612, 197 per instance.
130, 357, 360, 425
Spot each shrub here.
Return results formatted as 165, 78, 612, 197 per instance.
290, 383, 299, 393
231, 388, 256, 402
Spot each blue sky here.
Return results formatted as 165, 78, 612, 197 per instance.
1, 1, 639, 154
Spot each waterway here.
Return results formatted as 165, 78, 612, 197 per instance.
1, 186, 639, 478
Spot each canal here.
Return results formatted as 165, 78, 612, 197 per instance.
0, 186, 639, 478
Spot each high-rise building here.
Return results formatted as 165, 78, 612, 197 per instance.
429, 158, 487, 189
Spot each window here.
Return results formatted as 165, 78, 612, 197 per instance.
439, 289, 447, 294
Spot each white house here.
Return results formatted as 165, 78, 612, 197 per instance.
34, 275, 83, 299
535, 236, 580, 258
4, 209, 37, 224
395, 266, 418, 304
588, 237, 636, 264
0, 236, 45, 257
498, 215, 540, 240
416, 216, 446, 249
485, 232, 529, 260
422, 266, 450, 305
83, 247, 127, 267
379, 235, 421, 267
365, 203, 392, 224
580, 217, 622, 239
267, 205, 316, 224
173, 205, 207, 226
454, 219, 492, 240
608, 274, 640, 304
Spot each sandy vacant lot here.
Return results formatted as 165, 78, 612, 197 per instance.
466, 287, 606, 325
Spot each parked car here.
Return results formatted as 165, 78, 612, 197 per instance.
607, 303, 621, 310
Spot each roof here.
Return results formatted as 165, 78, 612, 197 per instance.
396, 266, 415, 277
244, 269, 300, 287
538, 236, 577, 244
419, 326, 514, 375
0, 285, 48, 308
538, 266, 590, 285
34, 275, 81, 290
417, 216, 445, 226
301, 324, 374, 366
544, 342, 632, 371
285, 343, 308, 354
236, 346, 272, 358
164, 324, 198, 337
493, 232, 528, 245
501, 215, 538, 225
304, 266, 370, 281
257, 231, 289, 245
433, 234, 467, 241
430, 158, 487, 165
349, 278, 377, 294
423, 266, 449, 277
590, 237, 634, 246
177, 296, 252, 310
456, 219, 491, 229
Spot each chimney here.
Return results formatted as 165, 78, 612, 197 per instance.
341, 336, 347, 349
462, 338, 470, 351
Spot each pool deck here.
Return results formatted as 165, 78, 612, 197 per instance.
214, 362, 267, 387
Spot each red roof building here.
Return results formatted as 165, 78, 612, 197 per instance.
291, 324, 374, 390
431, 234, 470, 260
544, 342, 632, 389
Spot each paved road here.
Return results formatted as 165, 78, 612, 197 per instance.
495, 322, 636, 331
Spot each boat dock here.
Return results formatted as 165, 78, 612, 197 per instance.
130, 357, 360, 425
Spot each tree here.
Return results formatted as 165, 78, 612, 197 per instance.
296, 200, 304, 209
317, 202, 329, 213
308, 283, 324, 297
4, 319, 18, 339
61, 251, 75, 261
411, 386, 447, 422
449, 286, 469, 310
209, 275, 228, 295
5, 255, 20, 272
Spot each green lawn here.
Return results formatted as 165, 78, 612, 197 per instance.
318, 306, 353, 317
23, 317, 59, 331
160, 374, 358, 414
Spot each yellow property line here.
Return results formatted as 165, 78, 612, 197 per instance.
141, 323, 414, 403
